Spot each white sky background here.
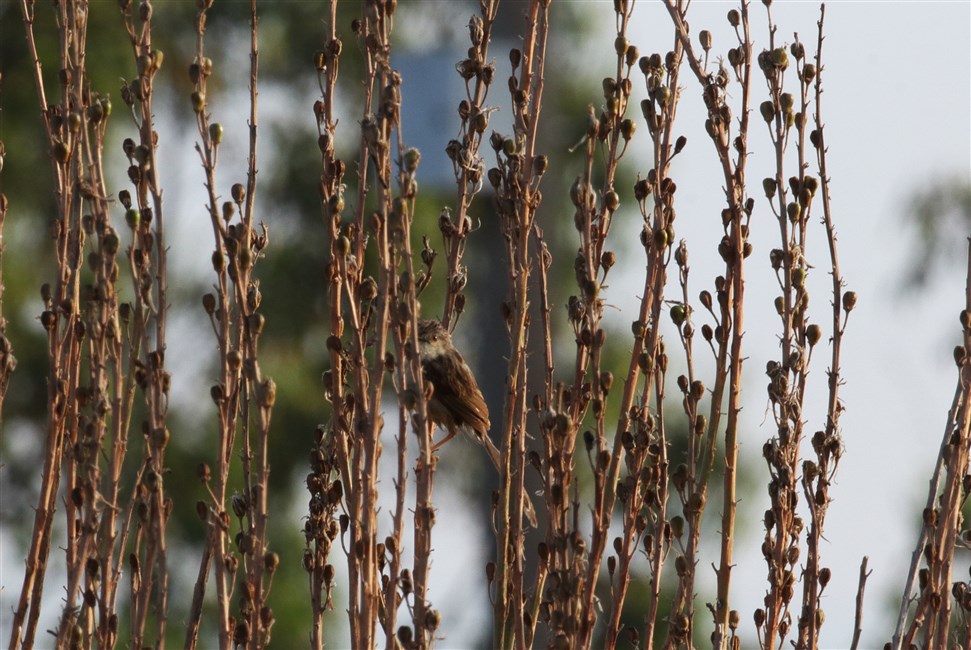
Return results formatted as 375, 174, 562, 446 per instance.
2, 1, 969, 648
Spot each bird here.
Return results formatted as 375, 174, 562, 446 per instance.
416, 319, 538, 528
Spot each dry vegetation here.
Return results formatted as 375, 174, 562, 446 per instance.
3, 0, 971, 649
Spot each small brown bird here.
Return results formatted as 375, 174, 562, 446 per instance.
417, 319, 538, 528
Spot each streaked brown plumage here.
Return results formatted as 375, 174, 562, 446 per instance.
417, 319, 537, 527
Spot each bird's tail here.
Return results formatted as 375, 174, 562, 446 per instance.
478, 431, 539, 528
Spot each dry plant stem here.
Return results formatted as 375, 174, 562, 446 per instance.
573, 17, 685, 642
185, 3, 244, 647
0, 154, 14, 420
894, 236, 971, 647
65, 18, 125, 650
327, 4, 410, 647
85, 96, 134, 650
117, 1, 172, 645
564, 2, 675, 646
797, 9, 847, 648
892, 384, 955, 650
236, 3, 279, 647
662, 2, 753, 646
400, 170, 437, 650
377, 18, 441, 647
491, 1, 549, 647
759, 3, 813, 643
360, 26, 389, 650
311, 1, 346, 648
10, 2, 88, 647
441, 0, 500, 329
850, 557, 870, 650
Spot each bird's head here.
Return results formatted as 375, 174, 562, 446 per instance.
417, 319, 452, 360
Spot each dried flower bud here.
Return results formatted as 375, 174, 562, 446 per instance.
842, 291, 857, 312
603, 190, 620, 212
819, 567, 831, 588
208, 122, 223, 146
954, 345, 967, 366
760, 178, 778, 201
509, 48, 522, 69
787, 202, 801, 222
190, 91, 206, 114
760, 101, 775, 123
670, 303, 685, 326
806, 323, 822, 347
614, 36, 629, 56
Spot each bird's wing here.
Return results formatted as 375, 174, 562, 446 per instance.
423, 352, 491, 434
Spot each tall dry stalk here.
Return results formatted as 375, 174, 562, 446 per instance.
312, 1, 442, 648
184, 1, 279, 649
9, 1, 173, 648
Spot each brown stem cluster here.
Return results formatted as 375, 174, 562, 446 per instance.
184, 2, 278, 649
9, 1, 174, 648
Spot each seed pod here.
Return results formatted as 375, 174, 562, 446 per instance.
614, 36, 629, 56
604, 190, 620, 212
806, 323, 822, 347
670, 304, 685, 326
842, 291, 857, 312
760, 101, 775, 123
763, 177, 777, 199
190, 91, 206, 114
209, 122, 223, 145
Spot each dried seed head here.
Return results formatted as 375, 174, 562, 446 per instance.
760, 101, 775, 123
614, 36, 629, 56
509, 48, 522, 68
671, 515, 684, 538
763, 177, 777, 199
603, 190, 620, 212
842, 291, 857, 312
670, 304, 685, 327
819, 567, 831, 587
190, 91, 206, 114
